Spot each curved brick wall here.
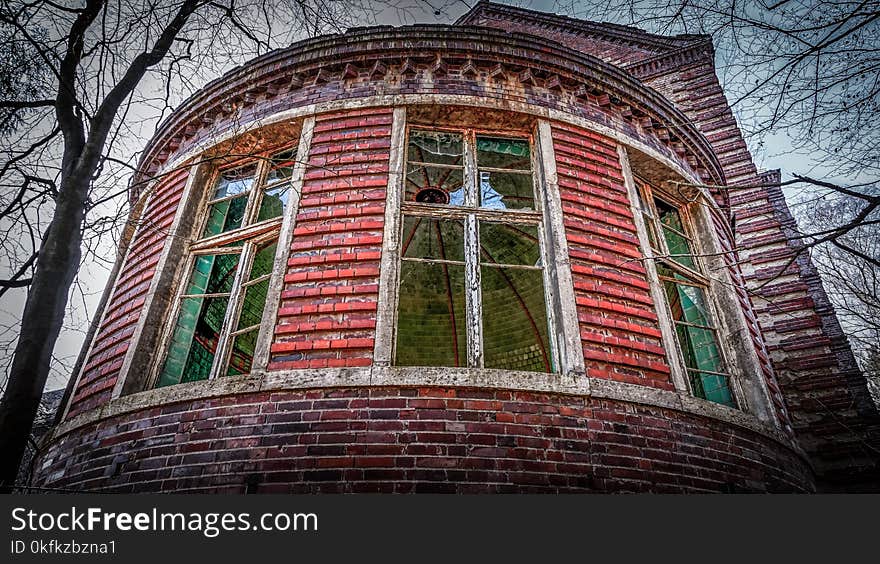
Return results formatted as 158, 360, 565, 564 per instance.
41, 23, 829, 492
36, 387, 814, 493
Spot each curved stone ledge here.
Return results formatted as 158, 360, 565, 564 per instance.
36, 373, 815, 493
51, 367, 801, 459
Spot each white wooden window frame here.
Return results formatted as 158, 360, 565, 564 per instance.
619, 146, 780, 423
147, 148, 297, 388
374, 110, 585, 377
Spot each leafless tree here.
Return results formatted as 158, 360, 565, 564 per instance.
0, 0, 427, 491
553, 0, 880, 397
805, 194, 880, 405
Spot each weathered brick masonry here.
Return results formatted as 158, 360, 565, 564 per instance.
462, 0, 879, 490
38, 387, 813, 493
552, 124, 672, 389
36, 3, 879, 492
68, 169, 189, 418
269, 109, 393, 371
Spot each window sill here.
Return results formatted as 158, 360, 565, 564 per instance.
53, 366, 797, 455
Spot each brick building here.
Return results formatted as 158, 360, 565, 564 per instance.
34, 2, 880, 492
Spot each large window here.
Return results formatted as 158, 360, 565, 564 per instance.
395, 128, 554, 372
637, 180, 736, 407
155, 149, 296, 387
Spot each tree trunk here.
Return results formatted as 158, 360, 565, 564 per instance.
0, 170, 88, 491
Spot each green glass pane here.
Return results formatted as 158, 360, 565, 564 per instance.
689, 370, 736, 407
237, 279, 269, 330
479, 222, 541, 267
478, 170, 535, 210
401, 217, 465, 261
186, 253, 239, 295
476, 136, 531, 170
226, 329, 259, 376
395, 262, 466, 367
662, 226, 696, 269
203, 195, 248, 237
407, 130, 463, 166
249, 242, 277, 281
481, 266, 551, 373
157, 295, 229, 387
675, 324, 724, 373
212, 165, 256, 199
405, 164, 464, 204
257, 184, 288, 222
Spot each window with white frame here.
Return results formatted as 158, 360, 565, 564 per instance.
636, 180, 737, 407
394, 127, 555, 372
154, 149, 296, 387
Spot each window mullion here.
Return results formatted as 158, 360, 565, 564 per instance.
242, 158, 270, 228
208, 242, 254, 380
463, 131, 483, 367
465, 212, 483, 368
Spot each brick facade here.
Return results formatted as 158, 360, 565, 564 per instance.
269, 109, 393, 370
552, 124, 672, 389
67, 169, 190, 418
460, 0, 879, 490
36, 4, 879, 492
37, 387, 812, 493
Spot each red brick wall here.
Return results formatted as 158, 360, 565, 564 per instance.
268, 109, 393, 370
461, 0, 879, 488
35, 387, 814, 493
67, 169, 189, 418
553, 123, 672, 390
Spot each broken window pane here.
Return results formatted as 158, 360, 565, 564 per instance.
478, 170, 534, 210
248, 241, 277, 281
189, 253, 239, 295
406, 164, 464, 205
257, 184, 288, 222
479, 222, 541, 267
476, 136, 531, 170
658, 264, 734, 407
227, 328, 259, 376
481, 266, 551, 372
396, 262, 467, 367
203, 195, 249, 236
407, 130, 463, 165
265, 149, 296, 185
401, 217, 465, 262
258, 150, 296, 221
158, 295, 230, 386
212, 165, 256, 199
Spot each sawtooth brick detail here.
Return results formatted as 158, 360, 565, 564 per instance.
67, 169, 189, 418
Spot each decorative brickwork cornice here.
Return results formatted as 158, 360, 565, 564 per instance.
624, 38, 716, 80
133, 25, 723, 197
456, 1, 704, 55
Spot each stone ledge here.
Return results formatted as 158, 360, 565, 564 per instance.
51, 366, 805, 463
